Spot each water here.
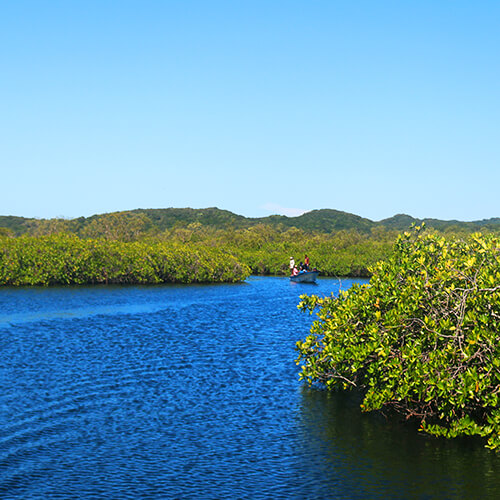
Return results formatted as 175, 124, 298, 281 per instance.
0, 277, 498, 499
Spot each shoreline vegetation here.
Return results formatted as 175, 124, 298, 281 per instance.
0, 209, 402, 285
0, 225, 395, 286
296, 226, 500, 450
0, 234, 250, 286
1, 207, 500, 285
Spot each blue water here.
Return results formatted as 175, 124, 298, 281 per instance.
0, 277, 498, 499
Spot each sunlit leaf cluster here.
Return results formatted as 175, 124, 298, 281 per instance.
296, 226, 500, 449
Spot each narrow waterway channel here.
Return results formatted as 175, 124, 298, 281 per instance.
0, 277, 498, 498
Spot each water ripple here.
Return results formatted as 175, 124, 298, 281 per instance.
1, 277, 498, 499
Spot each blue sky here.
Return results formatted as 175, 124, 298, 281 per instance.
1, 1, 499, 221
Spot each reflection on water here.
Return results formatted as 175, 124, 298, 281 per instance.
0, 277, 498, 499
298, 388, 500, 499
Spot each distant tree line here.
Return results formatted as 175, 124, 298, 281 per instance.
2, 208, 500, 285
2, 207, 500, 237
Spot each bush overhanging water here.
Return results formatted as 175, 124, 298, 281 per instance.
296, 226, 500, 450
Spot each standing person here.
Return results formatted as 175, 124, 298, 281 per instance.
289, 257, 295, 275
304, 254, 310, 271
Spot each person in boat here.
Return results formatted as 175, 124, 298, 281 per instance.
289, 257, 295, 275
304, 254, 310, 271
291, 266, 299, 276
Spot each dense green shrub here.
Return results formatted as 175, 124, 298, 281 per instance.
199, 225, 396, 277
296, 227, 500, 449
1, 219, 398, 278
0, 234, 250, 285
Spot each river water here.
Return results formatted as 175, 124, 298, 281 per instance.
0, 276, 498, 499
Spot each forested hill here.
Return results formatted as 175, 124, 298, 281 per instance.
134, 208, 375, 232
1, 207, 500, 237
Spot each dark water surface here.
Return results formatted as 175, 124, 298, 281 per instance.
0, 277, 498, 499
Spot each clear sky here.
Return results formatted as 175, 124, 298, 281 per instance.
1, 1, 499, 222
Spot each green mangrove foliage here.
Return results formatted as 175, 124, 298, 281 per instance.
0, 223, 395, 284
0, 234, 250, 285
157, 224, 396, 277
296, 227, 500, 449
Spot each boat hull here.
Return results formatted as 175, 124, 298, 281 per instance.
290, 271, 319, 283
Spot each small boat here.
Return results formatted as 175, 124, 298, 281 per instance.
290, 270, 319, 283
